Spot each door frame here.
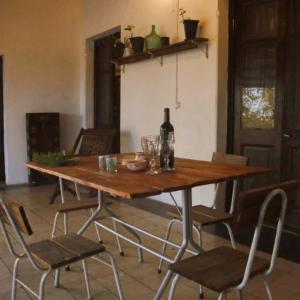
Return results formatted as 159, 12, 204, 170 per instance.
0, 56, 6, 184
224, 0, 236, 210
227, 0, 236, 155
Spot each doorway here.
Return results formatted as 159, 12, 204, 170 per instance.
94, 31, 121, 153
228, 0, 300, 232
0, 57, 5, 184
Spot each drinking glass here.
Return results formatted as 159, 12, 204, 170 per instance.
160, 132, 175, 171
98, 155, 110, 171
141, 135, 160, 175
105, 156, 118, 173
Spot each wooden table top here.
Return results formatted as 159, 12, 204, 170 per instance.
26, 154, 272, 199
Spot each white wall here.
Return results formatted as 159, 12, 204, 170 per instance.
81, 0, 228, 206
0, 0, 82, 184
0, 0, 229, 203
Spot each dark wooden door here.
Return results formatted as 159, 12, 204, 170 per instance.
94, 32, 120, 153
281, 0, 300, 229
232, 0, 284, 189
282, 0, 300, 182
0, 57, 5, 183
230, 0, 300, 232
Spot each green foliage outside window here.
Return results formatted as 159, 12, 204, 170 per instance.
242, 87, 275, 129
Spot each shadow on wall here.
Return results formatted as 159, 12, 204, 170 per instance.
120, 131, 132, 153
60, 113, 82, 150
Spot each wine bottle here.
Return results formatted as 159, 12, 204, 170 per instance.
160, 108, 175, 169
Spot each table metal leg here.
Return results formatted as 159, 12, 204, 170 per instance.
78, 190, 104, 236
154, 188, 204, 299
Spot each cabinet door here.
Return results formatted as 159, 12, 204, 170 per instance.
26, 113, 60, 184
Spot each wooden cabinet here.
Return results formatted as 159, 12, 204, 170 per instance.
26, 113, 60, 185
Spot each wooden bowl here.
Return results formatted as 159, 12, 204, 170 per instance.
126, 160, 148, 172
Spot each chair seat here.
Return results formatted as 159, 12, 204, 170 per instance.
168, 205, 233, 226
55, 199, 100, 213
29, 233, 105, 269
169, 246, 269, 293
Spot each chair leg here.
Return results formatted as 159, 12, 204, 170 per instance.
12, 258, 20, 300
82, 259, 91, 300
51, 212, 60, 238
38, 270, 51, 300
218, 291, 227, 300
223, 222, 236, 249
63, 213, 68, 235
54, 269, 60, 288
199, 284, 204, 299
237, 289, 244, 300
105, 206, 143, 262
105, 252, 124, 300
112, 219, 124, 256
90, 209, 103, 243
49, 183, 61, 204
193, 224, 202, 247
168, 274, 180, 300
74, 183, 81, 201
192, 224, 204, 299
63, 213, 71, 271
158, 218, 179, 273
263, 277, 273, 300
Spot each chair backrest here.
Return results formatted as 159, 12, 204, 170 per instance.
234, 180, 300, 229
73, 128, 116, 156
211, 152, 249, 212
0, 196, 38, 262
212, 152, 249, 166
233, 180, 300, 288
0, 196, 33, 235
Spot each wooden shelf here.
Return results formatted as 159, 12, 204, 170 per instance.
112, 38, 209, 66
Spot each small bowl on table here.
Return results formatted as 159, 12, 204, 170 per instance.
126, 159, 148, 172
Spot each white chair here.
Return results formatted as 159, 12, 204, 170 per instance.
159, 180, 299, 300
0, 196, 124, 300
158, 152, 249, 274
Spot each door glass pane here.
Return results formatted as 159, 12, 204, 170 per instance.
242, 87, 275, 128
241, 45, 276, 128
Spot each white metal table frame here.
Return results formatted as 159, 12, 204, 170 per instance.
62, 183, 204, 300
54, 175, 204, 299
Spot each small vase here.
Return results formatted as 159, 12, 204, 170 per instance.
145, 25, 162, 50
161, 37, 170, 47
113, 42, 125, 58
183, 19, 199, 40
130, 37, 145, 54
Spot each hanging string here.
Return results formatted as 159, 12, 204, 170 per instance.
175, 0, 181, 109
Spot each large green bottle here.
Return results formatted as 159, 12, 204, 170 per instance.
145, 25, 162, 50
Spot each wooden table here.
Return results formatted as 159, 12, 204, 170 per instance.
26, 154, 271, 299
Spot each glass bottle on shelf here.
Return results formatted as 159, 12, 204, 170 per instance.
145, 25, 162, 50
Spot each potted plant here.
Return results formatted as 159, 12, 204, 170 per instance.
113, 38, 125, 59
179, 8, 199, 40
124, 25, 144, 54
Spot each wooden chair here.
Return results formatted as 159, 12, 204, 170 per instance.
162, 180, 300, 300
49, 127, 115, 204
158, 152, 249, 273
0, 196, 124, 300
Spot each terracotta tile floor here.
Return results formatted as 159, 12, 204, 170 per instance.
0, 185, 300, 299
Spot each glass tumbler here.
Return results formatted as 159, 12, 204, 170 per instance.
105, 157, 118, 173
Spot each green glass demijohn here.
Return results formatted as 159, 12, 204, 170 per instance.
145, 25, 162, 50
